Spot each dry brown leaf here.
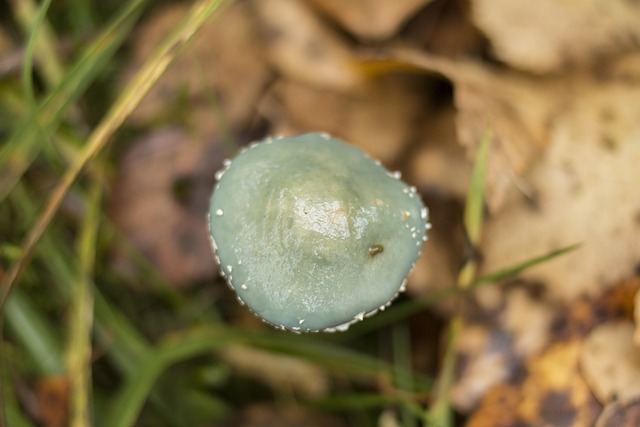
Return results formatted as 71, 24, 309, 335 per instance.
451, 324, 513, 412
580, 322, 640, 405
479, 56, 640, 301
464, 384, 521, 427
406, 195, 465, 312
635, 287, 640, 348
518, 340, 602, 427
472, 0, 640, 74
305, 0, 432, 40
459, 278, 638, 414
402, 0, 486, 57
545, 278, 638, 344
467, 340, 602, 427
595, 400, 640, 427
452, 286, 553, 411
252, 0, 362, 91
262, 74, 429, 164
390, 47, 557, 211
406, 109, 468, 305
407, 236, 457, 306
410, 107, 471, 199
502, 288, 555, 356
125, 2, 270, 132
34, 376, 69, 427
635, 289, 640, 348
109, 129, 225, 287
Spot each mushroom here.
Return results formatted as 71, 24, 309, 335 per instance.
208, 133, 429, 332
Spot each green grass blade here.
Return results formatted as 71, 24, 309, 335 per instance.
20, 0, 52, 111
0, 0, 148, 202
12, 0, 64, 87
66, 179, 101, 427
7, 182, 221, 425
428, 131, 491, 427
1, 365, 35, 427
68, 0, 95, 35
463, 131, 491, 246
102, 327, 236, 427
249, 331, 433, 389
0, 0, 228, 308
103, 325, 431, 427
315, 393, 423, 414
3, 289, 64, 375
18, 0, 52, 188
393, 323, 419, 427
9, 182, 151, 370
471, 243, 582, 287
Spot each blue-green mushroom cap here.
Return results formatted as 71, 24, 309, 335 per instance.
209, 133, 429, 332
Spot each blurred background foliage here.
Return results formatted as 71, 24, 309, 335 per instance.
2, 0, 640, 426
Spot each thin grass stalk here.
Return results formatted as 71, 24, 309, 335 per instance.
392, 322, 419, 427
11, 0, 64, 87
66, 178, 101, 427
0, 0, 148, 202
0, 0, 228, 310
425, 131, 491, 427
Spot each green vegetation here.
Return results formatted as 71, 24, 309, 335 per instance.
0, 2, 577, 426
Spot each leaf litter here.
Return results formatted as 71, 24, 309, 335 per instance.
107, 0, 640, 424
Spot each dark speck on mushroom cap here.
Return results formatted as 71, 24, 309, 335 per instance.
209, 133, 429, 332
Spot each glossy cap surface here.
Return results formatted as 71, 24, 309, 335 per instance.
209, 133, 428, 332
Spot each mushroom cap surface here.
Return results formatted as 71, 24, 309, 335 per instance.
209, 133, 428, 332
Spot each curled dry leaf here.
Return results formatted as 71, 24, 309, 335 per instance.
472, 0, 640, 74
580, 322, 640, 405
125, 2, 270, 132
305, 0, 433, 40
402, 0, 486, 57
480, 56, 640, 301
109, 129, 225, 287
252, 0, 362, 91
262, 75, 430, 164
389, 47, 557, 211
